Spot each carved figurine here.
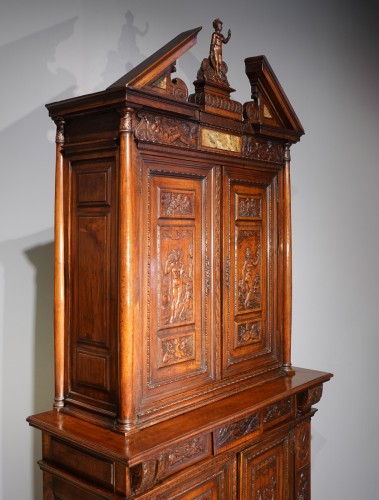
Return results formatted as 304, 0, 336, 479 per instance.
209, 18, 231, 74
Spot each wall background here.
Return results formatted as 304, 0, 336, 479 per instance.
1, 1, 378, 498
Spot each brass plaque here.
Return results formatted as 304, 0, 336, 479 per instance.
201, 128, 242, 153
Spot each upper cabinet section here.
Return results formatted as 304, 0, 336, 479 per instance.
46, 20, 303, 150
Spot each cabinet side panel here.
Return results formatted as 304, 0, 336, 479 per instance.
67, 158, 118, 413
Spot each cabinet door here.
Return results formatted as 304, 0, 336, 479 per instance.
222, 168, 280, 378
239, 431, 291, 500
141, 164, 215, 407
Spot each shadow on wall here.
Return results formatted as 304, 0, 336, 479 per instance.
0, 232, 54, 500
100, 9, 149, 85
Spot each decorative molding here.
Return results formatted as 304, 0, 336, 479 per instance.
189, 90, 243, 115
135, 112, 198, 148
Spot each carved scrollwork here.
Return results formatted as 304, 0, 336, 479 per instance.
135, 112, 198, 148
150, 70, 189, 101
297, 385, 323, 414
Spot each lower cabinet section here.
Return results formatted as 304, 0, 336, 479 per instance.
37, 424, 313, 500
29, 370, 330, 499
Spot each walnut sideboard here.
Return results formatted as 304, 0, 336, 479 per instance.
28, 21, 332, 499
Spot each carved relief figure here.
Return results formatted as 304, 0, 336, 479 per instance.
239, 196, 261, 218
162, 335, 194, 364
209, 18, 231, 74
238, 321, 261, 345
239, 244, 261, 310
162, 243, 193, 325
161, 192, 194, 216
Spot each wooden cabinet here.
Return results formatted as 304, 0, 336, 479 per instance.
27, 20, 332, 498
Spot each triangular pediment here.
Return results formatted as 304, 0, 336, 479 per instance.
108, 27, 202, 90
244, 55, 304, 142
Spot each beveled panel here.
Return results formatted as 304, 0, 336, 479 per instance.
76, 215, 110, 347
77, 167, 111, 206
49, 438, 114, 487
76, 350, 109, 391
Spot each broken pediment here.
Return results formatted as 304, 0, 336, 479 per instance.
243, 55, 304, 142
107, 26, 201, 94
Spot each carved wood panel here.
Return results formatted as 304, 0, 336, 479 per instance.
239, 432, 290, 500
222, 169, 279, 378
142, 166, 214, 402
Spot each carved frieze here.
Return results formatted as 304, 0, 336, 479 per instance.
263, 398, 293, 424
243, 136, 284, 164
135, 112, 198, 148
216, 413, 259, 447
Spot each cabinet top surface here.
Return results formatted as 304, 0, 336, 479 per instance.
28, 367, 332, 463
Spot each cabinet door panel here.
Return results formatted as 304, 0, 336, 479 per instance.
142, 166, 214, 404
223, 169, 280, 378
239, 431, 291, 500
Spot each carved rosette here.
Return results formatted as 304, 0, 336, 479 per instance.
243, 136, 284, 164
135, 112, 198, 148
